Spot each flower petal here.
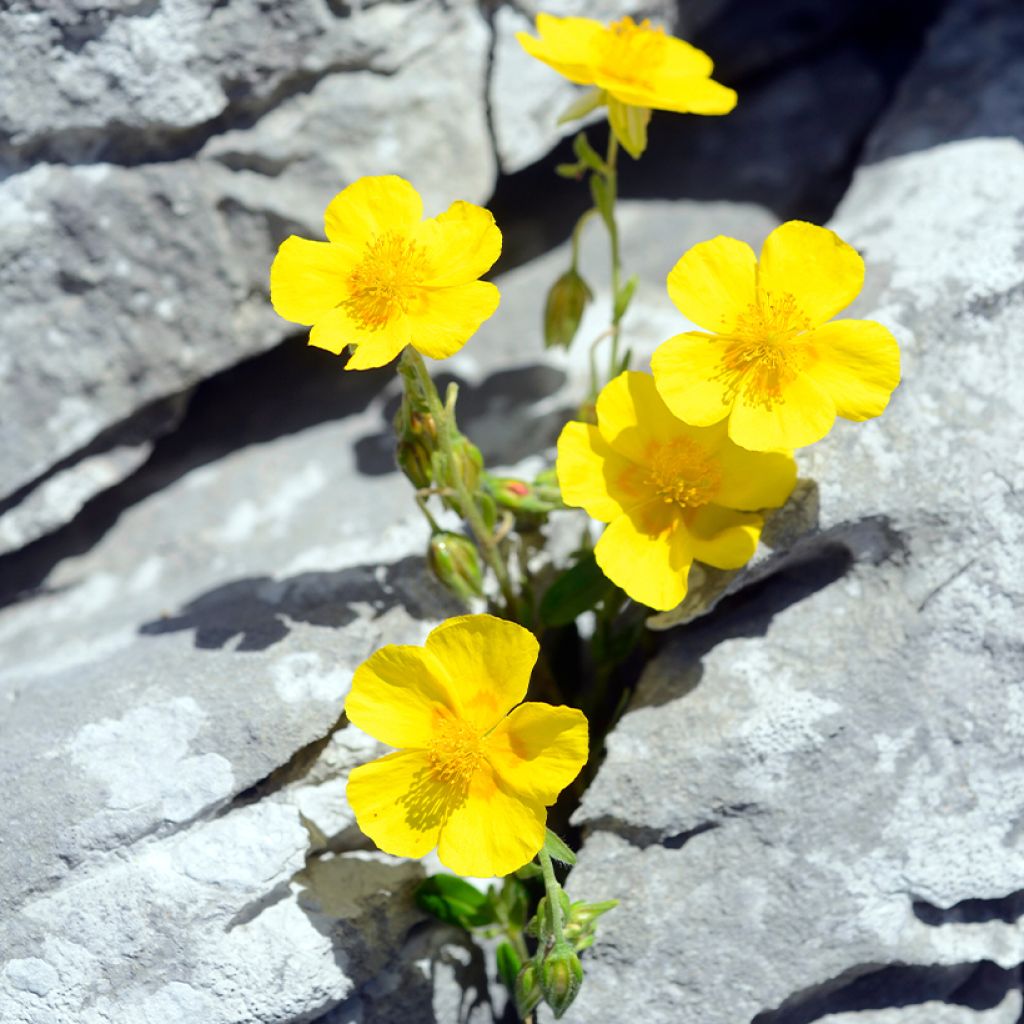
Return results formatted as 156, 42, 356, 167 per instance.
486, 703, 588, 805
729, 369, 836, 451
556, 421, 645, 522
595, 370, 693, 463
515, 14, 603, 86
416, 201, 502, 288
803, 319, 901, 421
270, 236, 352, 325
714, 442, 797, 510
407, 282, 500, 361
347, 750, 450, 860
307, 306, 410, 368
651, 332, 740, 427
324, 175, 423, 246
594, 501, 693, 611
666, 235, 757, 333
758, 221, 864, 326
685, 504, 762, 569
425, 615, 539, 733
345, 643, 459, 748
436, 764, 547, 877
608, 73, 736, 115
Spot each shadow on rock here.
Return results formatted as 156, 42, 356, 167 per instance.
139, 555, 460, 651
355, 363, 572, 476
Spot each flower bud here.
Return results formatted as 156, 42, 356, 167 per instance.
449, 433, 483, 493
544, 268, 593, 350
539, 941, 583, 1018
564, 898, 618, 950
427, 533, 484, 602
486, 475, 564, 517
514, 962, 543, 1019
394, 407, 438, 489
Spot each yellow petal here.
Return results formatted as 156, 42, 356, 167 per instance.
486, 703, 588, 805
515, 14, 603, 86
324, 175, 423, 246
666, 234, 758, 333
270, 236, 352, 325
416, 201, 502, 288
345, 644, 458, 748
346, 750, 450, 860
758, 221, 864, 325
595, 370, 693, 464
556, 421, 644, 522
714, 441, 797, 510
607, 96, 650, 159
307, 306, 410, 367
407, 281, 500, 361
436, 764, 547, 877
729, 369, 835, 451
685, 504, 762, 569
425, 615, 539, 733
594, 501, 693, 611
803, 319, 901, 421
651, 332, 740, 426
608, 74, 736, 115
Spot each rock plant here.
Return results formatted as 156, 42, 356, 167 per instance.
268, 12, 901, 1020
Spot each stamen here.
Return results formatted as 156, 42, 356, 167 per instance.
428, 718, 484, 784
644, 439, 720, 508
345, 231, 429, 330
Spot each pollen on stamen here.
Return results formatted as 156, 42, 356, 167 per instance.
345, 231, 429, 331
644, 439, 721, 508
428, 719, 484, 784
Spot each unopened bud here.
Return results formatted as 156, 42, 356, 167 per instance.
449, 434, 483, 493
544, 268, 593, 350
514, 962, 543, 1019
394, 408, 438, 489
427, 533, 483, 602
539, 941, 583, 1018
564, 898, 618, 950
486, 475, 564, 516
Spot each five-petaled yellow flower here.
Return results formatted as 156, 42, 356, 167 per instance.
345, 614, 588, 877
270, 175, 502, 370
517, 14, 736, 158
651, 220, 901, 452
558, 372, 795, 611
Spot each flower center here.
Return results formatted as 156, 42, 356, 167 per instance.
644, 439, 721, 508
599, 17, 664, 85
345, 231, 429, 330
428, 718, 484, 784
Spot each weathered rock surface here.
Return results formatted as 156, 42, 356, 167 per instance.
563, 130, 1024, 1024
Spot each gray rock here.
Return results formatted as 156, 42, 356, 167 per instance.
564, 136, 1024, 1022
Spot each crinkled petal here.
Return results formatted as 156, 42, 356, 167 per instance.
594, 501, 693, 610
714, 442, 797, 510
407, 282, 500, 361
436, 764, 547, 877
307, 306, 410, 368
804, 319, 901, 421
486, 703, 588, 806
685, 504, 762, 569
758, 221, 864, 326
651, 332, 740, 427
607, 73, 736, 115
347, 750, 449, 860
324, 175, 423, 246
425, 615, 538, 733
515, 14, 603, 86
729, 369, 836, 451
346, 644, 459, 748
270, 236, 352, 325
415, 201, 502, 288
666, 235, 757, 333
595, 370, 694, 463
556, 421, 647, 521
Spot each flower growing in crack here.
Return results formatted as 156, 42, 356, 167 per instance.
651, 220, 901, 451
270, 175, 501, 370
345, 614, 588, 877
516, 13, 736, 158
557, 371, 796, 611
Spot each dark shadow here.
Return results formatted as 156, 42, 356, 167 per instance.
355, 364, 570, 476
915, 890, 1024, 927
139, 555, 460, 652
754, 960, 1023, 1023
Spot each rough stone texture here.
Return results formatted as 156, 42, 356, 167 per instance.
562, 132, 1024, 1023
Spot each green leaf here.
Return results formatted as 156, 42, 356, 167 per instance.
589, 174, 614, 233
572, 132, 608, 175
613, 273, 638, 322
496, 941, 523, 990
415, 874, 496, 930
514, 861, 543, 881
543, 828, 577, 866
540, 551, 615, 627
555, 162, 585, 180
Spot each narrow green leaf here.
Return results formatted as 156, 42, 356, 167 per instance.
589, 174, 614, 232
613, 273, 639, 322
555, 162, 585, 179
543, 828, 577, 866
572, 132, 608, 175
415, 874, 496, 930
539, 551, 614, 627
496, 941, 523, 990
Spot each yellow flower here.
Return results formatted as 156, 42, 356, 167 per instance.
651, 220, 901, 451
270, 175, 501, 370
557, 371, 795, 611
345, 614, 588, 877
516, 14, 736, 157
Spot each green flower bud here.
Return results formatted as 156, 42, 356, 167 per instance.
427, 533, 484, 602
486, 475, 564, 517
394, 408, 438, 489
514, 962, 543, 1019
539, 941, 583, 1018
544, 268, 593, 350
564, 898, 619, 950
449, 433, 483, 493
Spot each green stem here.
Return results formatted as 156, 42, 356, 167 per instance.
538, 848, 566, 946
604, 133, 623, 380
403, 349, 518, 615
